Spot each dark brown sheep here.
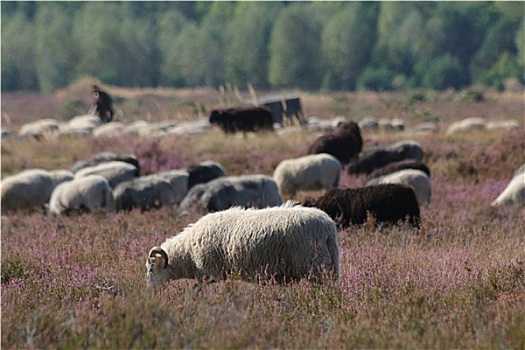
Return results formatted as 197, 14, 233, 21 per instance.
209, 106, 274, 134
347, 141, 423, 176
365, 160, 431, 184
307, 121, 363, 164
302, 184, 420, 228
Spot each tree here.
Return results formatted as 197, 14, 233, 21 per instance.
268, 3, 328, 89
224, 2, 283, 89
1, 12, 38, 91
35, 3, 77, 92
322, 2, 378, 90
158, 9, 190, 86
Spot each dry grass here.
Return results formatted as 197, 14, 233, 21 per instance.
1, 87, 524, 348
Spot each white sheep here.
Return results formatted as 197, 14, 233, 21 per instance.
365, 169, 432, 206
146, 202, 340, 290
155, 169, 189, 204
48, 175, 115, 215
446, 117, 486, 135
491, 173, 525, 207
273, 153, 342, 197
1, 169, 57, 214
74, 161, 138, 188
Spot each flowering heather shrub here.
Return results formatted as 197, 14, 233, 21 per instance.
2, 90, 524, 348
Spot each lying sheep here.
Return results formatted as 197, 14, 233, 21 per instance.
365, 160, 430, 183
71, 152, 140, 174
1, 169, 57, 214
155, 169, 189, 204
48, 175, 115, 215
302, 184, 420, 228
348, 140, 423, 176
146, 202, 339, 290
365, 169, 431, 206
491, 173, 525, 207
74, 161, 138, 188
177, 174, 282, 214
113, 175, 176, 212
273, 153, 342, 198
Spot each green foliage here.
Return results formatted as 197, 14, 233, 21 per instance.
1, 2, 524, 92
485, 52, 522, 91
269, 4, 327, 89
322, 3, 378, 90
417, 54, 466, 90
356, 67, 396, 91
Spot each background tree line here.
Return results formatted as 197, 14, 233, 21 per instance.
2, 1, 523, 93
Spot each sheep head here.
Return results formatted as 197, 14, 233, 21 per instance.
146, 247, 169, 287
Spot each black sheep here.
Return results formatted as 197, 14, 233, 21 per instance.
209, 106, 274, 134
365, 160, 431, 183
184, 161, 226, 189
302, 184, 420, 228
347, 141, 423, 176
308, 121, 363, 164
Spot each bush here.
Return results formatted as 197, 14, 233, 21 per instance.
356, 67, 396, 91
417, 55, 466, 91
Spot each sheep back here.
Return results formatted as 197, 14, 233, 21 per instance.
74, 161, 138, 188
184, 161, 226, 189
348, 141, 423, 175
178, 174, 282, 214
366, 169, 431, 206
308, 121, 363, 164
365, 160, 430, 183
273, 153, 342, 197
155, 169, 190, 204
113, 175, 176, 212
1, 169, 56, 214
48, 175, 115, 215
304, 184, 420, 228
147, 203, 339, 287
491, 173, 525, 207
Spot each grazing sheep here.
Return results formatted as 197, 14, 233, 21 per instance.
365, 169, 431, 206
347, 140, 423, 176
273, 153, 342, 198
155, 169, 190, 204
74, 161, 139, 188
184, 161, 226, 189
491, 173, 525, 207
1, 169, 57, 214
146, 202, 339, 290
59, 115, 101, 136
365, 160, 431, 183
446, 117, 486, 135
177, 174, 282, 215
18, 119, 60, 139
209, 106, 274, 133
308, 121, 363, 164
302, 184, 420, 228
49, 169, 75, 185
113, 175, 176, 212
71, 152, 140, 174
48, 175, 115, 215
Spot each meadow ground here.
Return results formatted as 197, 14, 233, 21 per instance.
1, 84, 524, 348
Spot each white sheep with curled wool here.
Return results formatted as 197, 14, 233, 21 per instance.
146, 202, 340, 290
273, 153, 342, 197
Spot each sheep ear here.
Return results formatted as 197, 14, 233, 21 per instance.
149, 247, 168, 269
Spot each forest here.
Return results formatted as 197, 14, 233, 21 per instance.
2, 1, 524, 93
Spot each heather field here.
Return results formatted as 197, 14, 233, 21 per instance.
1, 86, 525, 348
